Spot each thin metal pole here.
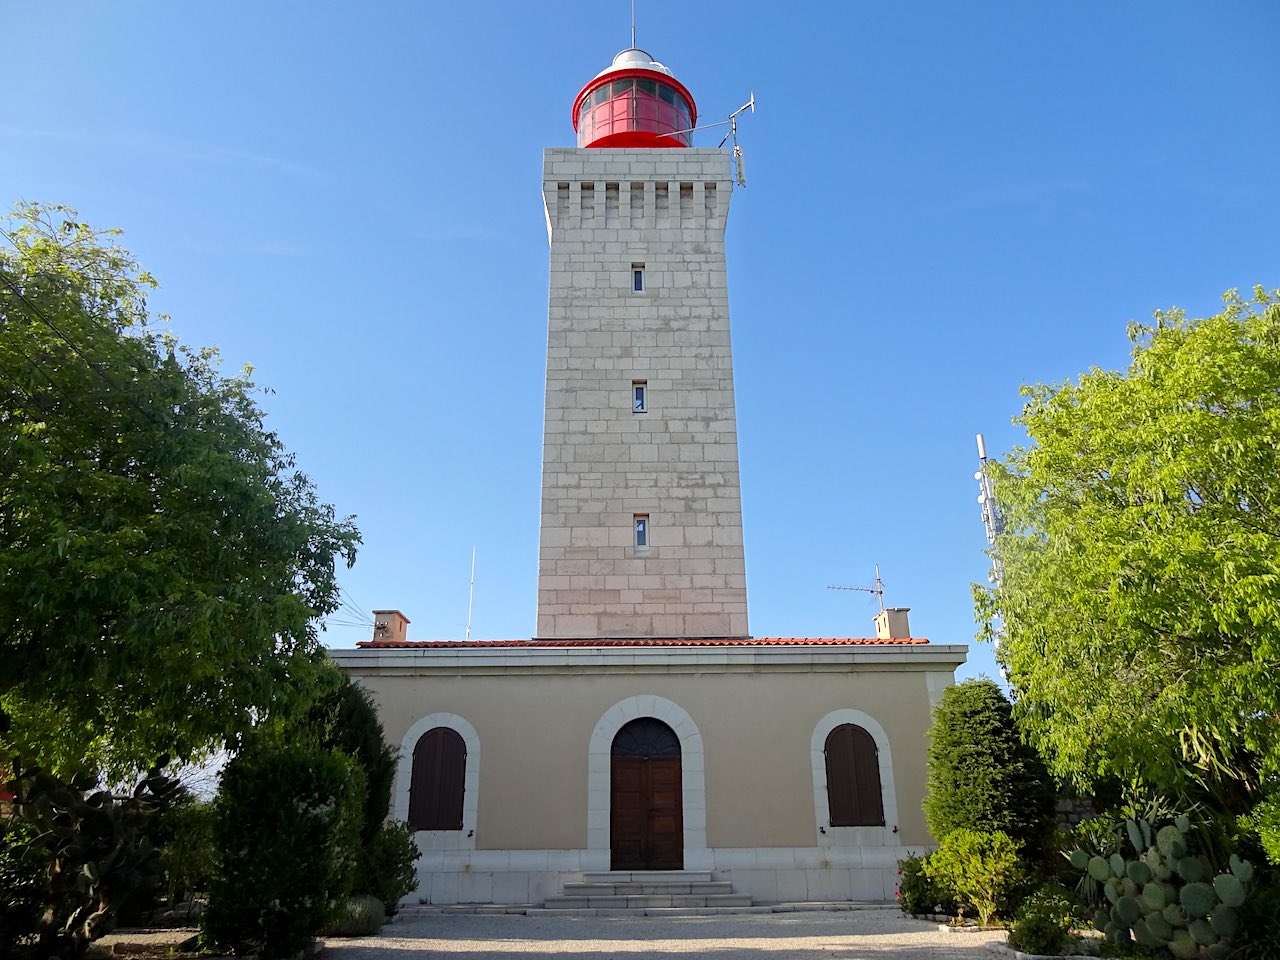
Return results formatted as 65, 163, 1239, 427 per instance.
631, 0, 636, 48
465, 546, 476, 641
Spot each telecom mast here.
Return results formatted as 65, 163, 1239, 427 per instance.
975, 433, 1009, 680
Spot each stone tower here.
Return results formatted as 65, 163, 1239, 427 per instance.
535, 48, 749, 639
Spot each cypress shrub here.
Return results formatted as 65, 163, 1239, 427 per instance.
203, 740, 364, 959
304, 674, 396, 849
923, 679, 1056, 856
355, 821, 419, 917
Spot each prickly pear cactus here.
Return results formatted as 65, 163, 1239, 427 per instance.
1067, 815, 1255, 956
11, 760, 180, 958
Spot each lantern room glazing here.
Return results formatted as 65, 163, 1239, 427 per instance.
573, 48, 697, 149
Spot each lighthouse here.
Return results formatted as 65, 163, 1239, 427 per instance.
536, 47, 749, 640
337, 40, 967, 909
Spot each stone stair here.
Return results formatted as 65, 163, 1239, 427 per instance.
540, 870, 754, 913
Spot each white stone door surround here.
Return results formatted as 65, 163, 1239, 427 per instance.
587, 694, 709, 871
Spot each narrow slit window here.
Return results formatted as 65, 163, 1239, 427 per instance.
633, 380, 647, 413
631, 263, 645, 293
634, 514, 649, 549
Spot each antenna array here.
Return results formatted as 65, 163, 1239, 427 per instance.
827, 564, 886, 612
975, 433, 1009, 681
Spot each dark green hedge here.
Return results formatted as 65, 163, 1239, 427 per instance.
923, 679, 1055, 855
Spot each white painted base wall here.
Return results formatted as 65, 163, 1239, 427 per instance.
409, 845, 930, 906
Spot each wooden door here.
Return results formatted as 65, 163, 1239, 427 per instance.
611, 755, 683, 870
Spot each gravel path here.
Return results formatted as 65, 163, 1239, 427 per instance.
322, 908, 1007, 960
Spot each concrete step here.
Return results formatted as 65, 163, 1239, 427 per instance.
543, 893, 754, 909
400, 904, 537, 916
561, 881, 735, 896
527, 905, 776, 917
402, 901, 887, 917
581, 870, 714, 883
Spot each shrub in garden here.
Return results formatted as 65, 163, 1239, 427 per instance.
158, 798, 216, 917
897, 852, 956, 916
1, 817, 44, 956
323, 895, 386, 937
1008, 882, 1081, 956
202, 740, 364, 959
1242, 794, 1280, 868
1231, 872, 1280, 960
355, 821, 419, 917
923, 679, 1056, 857
924, 828, 1025, 925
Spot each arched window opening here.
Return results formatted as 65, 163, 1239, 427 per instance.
409, 726, 465, 830
611, 717, 681, 757
824, 723, 885, 827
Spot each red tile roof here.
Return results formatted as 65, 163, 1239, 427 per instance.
355, 637, 928, 649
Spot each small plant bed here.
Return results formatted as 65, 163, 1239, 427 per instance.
987, 935, 1102, 960
86, 927, 208, 959
938, 917, 1010, 933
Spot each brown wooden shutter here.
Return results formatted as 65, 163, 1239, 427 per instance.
409, 727, 466, 830
824, 724, 885, 827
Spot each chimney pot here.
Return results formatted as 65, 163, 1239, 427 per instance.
873, 607, 911, 640
370, 609, 411, 644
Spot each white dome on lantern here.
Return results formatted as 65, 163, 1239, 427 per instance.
594, 47, 674, 79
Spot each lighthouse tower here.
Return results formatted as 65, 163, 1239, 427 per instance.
536, 48, 749, 639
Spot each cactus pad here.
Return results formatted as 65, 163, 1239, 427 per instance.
1180, 881, 1217, 918
1157, 824, 1187, 859
1229, 854, 1254, 883
1210, 905, 1238, 937
1213, 872, 1245, 908
1088, 855, 1111, 882
1116, 895, 1143, 926
1126, 819, 1144, 853
1131, 917, 1161, 948
1176, 856, 1205, 883
1146, 910, 1173, 940
1169, 930, 1198, 960
1189, 918, 1219, 946
1127, 859, 1152, 885
1141, 880, 1167, 910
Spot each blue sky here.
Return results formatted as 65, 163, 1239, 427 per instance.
4, 2, 1278, 683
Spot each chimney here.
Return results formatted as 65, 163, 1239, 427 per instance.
370, 609, 410, 645
873, 607, 911, 640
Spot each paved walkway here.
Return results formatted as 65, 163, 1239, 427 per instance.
322, 908, 1007, 960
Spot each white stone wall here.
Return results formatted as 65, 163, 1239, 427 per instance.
537, 148, 748, 639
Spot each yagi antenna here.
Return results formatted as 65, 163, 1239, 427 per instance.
718, 93, 755, 187
827, 564, 886, 612
669, 92, 757, 186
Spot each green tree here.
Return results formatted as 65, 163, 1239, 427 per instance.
0, 202, 360, 780
975, 287, 1280, 814
923, 679, 1056, 855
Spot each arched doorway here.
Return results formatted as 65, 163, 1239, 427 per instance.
610, 717, 683, 870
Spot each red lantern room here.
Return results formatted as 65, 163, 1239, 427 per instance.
573, 48, 697, 148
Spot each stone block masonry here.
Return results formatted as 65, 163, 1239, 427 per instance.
537, 149, 748, 639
